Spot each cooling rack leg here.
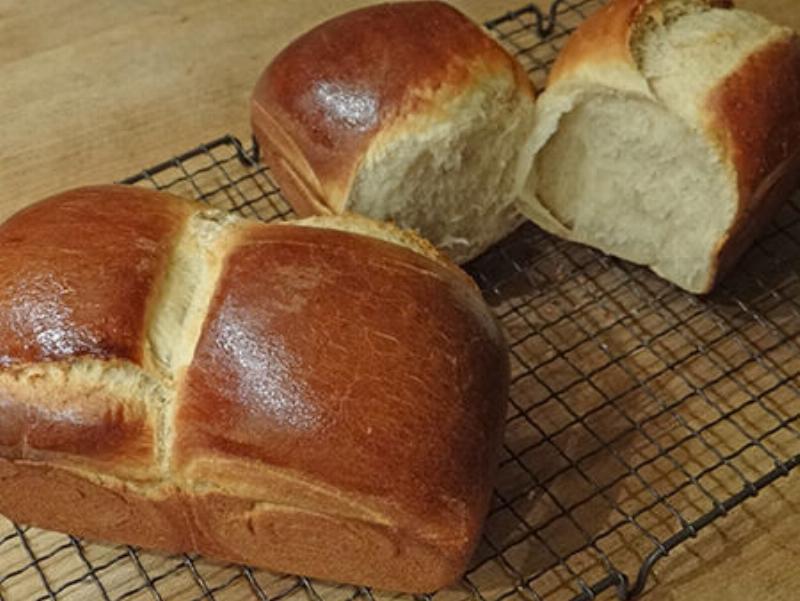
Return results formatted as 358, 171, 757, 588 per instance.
625, 548, 667, 600
569, 569, 632, 601
614, 572, 632, 601
231, 135, 260, 166
250, 135, 261, 163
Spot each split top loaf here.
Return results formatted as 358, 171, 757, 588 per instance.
0, 185, 509, 593
252, 0, 800, 293
527, 0, 800, 293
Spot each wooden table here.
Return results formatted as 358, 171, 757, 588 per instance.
2, 1, 800, 600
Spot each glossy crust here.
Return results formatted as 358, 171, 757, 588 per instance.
0, 186, 509, 592
0, 368, 156, 480
545, 0, 800, 293
0, 186, 191, 480
251, 0, 534, 215
178, 223, 508, 589
0, 185, 190, 366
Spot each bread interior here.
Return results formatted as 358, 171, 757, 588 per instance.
346, 73, 535, 263
536, 94, 732, 292
527, 4, 781, 292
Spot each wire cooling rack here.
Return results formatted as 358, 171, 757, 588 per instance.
3, 0, 800, 600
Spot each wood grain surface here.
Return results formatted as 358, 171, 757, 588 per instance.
2, 1, 800, 600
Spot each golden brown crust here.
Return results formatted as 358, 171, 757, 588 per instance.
0, 185, 192, 481
251, 0, 534, 213
251, 106, 332, 217
0, 185, 192, 366
177, 223, 508, 588
548, 0, 648, 85
713, 37, 800, 205
709, 36, 800, 285
0, 376, 154, 479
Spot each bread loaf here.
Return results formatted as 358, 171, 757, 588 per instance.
522, 0, 800, 293
251, 1, 536, 263
252, 0, 800, 292
0, 185, 509, 593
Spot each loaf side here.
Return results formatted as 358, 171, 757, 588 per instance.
176, 222, 509, 588
0, 186, 510, 592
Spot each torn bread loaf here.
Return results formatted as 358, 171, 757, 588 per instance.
523, 0, 800, 293
0, 185, 509, 593
251, 1, 536, 263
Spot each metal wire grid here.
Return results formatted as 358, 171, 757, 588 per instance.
2, 1, 800, 600
485, 0, 606, 90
